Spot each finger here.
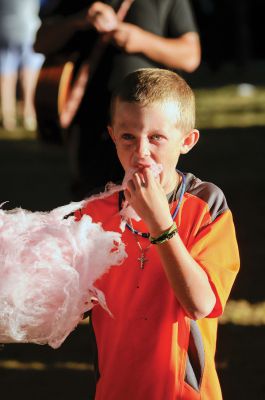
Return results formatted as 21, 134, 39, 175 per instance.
133, 172, 146, 188
142, 167, 155, 185
149, 165, 162, 185
103, 16, 118, 31
96, 17, 117, 32
124, 189, 131, 202
126, 178, 136, 192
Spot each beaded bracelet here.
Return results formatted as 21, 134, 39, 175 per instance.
149, 222, 178, 245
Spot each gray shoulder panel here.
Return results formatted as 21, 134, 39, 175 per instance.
184, 172, 228, 222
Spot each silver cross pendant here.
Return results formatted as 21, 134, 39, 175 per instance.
138, 252, 148, 269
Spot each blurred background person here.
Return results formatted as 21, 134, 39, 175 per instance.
35, 0, 201, 199
0, 0, 44, 131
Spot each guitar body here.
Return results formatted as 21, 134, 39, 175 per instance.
35, 0, 134, 144
35, 57, 75, 143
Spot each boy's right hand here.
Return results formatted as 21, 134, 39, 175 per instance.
124, 167, 174, 237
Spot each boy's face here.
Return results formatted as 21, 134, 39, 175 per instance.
108, 99, 199, 192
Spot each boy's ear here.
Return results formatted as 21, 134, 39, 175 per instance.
180, 129, 200, 154
108, 125, 116, 143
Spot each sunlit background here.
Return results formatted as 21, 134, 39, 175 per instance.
0, 1, 265, 399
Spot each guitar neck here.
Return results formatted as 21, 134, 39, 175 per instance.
60, 0, 135, 129
117, 0, 135, 20
83, 0, 135, 76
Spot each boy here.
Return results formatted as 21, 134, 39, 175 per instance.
77, 68, 240, 399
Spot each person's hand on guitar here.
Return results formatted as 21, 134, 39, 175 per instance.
111, 22, 144, 53
87, 2, 119, 33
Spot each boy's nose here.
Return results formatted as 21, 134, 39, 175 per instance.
135, 139, 150, 158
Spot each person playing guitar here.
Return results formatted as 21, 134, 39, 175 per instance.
34, 0, 201, 199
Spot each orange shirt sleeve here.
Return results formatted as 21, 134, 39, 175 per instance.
188, 209, 240, 318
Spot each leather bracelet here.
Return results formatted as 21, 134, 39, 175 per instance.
149, 222, 178, 245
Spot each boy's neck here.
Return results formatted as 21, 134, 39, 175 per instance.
164, 172, 180, 196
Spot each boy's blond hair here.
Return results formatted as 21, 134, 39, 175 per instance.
110, 68, 196, 133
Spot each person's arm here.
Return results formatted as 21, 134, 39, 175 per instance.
111, 22, 201, 72
151, 231, 216, 320
125, 168, 216, 320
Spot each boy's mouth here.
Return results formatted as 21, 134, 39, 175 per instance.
134, 162, 152, 170
132, 156, 156, 170
123, 159, 163, 187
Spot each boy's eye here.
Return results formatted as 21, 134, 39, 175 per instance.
121, 133, 134, 141
151, 134, 162, 141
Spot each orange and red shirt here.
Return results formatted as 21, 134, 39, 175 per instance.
76, 172, 240, 400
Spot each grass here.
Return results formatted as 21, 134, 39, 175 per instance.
0, 126, 36, 140
195, 84, 265, 129
220, 300, 265, 326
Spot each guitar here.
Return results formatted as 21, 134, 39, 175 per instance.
35, 0, 134, 144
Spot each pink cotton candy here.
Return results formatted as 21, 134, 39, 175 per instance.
0, 201, 126, 349
0, 160, 162, 349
